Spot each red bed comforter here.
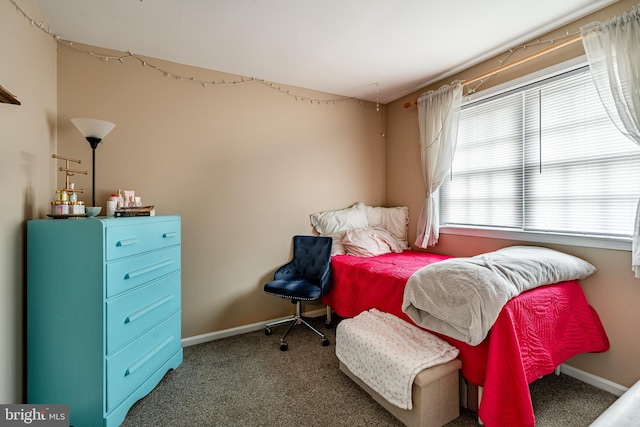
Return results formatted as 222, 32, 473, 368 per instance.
322, 250, 609, 427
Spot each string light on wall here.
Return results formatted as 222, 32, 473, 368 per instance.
10, 0, 376, 109
464, 31, 580, 96
376, 82, 385, 138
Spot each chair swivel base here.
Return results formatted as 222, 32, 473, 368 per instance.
265, 305, 330, 351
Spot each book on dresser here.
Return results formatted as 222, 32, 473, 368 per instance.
26, 215, 182, 427
114, 205, 155, 217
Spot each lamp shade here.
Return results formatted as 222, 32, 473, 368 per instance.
71, 118, 115, 140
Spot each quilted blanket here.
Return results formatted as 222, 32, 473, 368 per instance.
402, 246, 596, 345
322, 250, 609, 427
335, 309, 459, 409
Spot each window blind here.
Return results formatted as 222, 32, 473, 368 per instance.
441, 65, 640, 239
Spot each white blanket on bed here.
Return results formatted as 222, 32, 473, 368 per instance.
402, 246, 596, 346
336, 309, 459, 410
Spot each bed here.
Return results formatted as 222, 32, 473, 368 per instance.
311, 203, 610, 427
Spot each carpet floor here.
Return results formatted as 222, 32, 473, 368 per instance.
121, 317, 617, 426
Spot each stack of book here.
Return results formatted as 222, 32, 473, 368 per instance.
114, 205, 155, 217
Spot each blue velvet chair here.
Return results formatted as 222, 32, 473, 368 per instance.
264, 235, 333, 351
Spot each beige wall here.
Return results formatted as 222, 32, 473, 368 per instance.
1, 0, 57, 403
4, 0, 637, 405
56, 43, 386, 337
387, 0, 640, 388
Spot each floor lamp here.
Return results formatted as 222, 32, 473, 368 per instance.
71, 118, 116, 208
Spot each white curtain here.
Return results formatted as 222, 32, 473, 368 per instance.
414, 82, 463, 248
581, 5, 640, 277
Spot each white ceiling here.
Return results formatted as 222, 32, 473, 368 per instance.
35, 0, 617, 103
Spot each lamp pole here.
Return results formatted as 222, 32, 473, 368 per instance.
86, 137, 102, 208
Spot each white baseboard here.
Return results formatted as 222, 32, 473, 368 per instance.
560, 364, 628, 397
181, 308, 327, 347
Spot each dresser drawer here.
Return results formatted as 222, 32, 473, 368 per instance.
105, 220, 181, 261
106, 312, 181, 412
106, 246, 180, 298
106, 272, 180, 355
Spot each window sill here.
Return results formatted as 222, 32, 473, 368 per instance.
439, 226, 631, 252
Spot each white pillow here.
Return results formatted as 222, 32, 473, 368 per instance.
357, 202, 409, 249
343, 227, 405, 257
310, 204, 369, 255
325, 232, 347, 256
310, 203, 368, 235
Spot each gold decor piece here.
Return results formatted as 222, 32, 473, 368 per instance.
51, 154, 87, 216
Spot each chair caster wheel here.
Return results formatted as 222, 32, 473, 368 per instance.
322, 338, 330, 346
265, 327, 272, 336
280, 342, 288, 351
325, 320, 333, 329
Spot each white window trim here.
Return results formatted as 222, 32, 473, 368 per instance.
441, 55, 634, 252
440, 226, 632, 252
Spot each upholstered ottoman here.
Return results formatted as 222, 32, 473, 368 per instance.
340, 359, 461, 427
336, 309, 461, 427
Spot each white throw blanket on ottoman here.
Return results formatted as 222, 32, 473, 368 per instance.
336, 309, 459, 410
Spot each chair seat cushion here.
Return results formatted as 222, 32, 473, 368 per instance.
264, 278, 322, 301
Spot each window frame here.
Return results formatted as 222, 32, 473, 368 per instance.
439, 56, 634, 252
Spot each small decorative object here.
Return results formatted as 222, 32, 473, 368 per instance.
106, 200, 117, 217
51, 154, 86, 217
116, 190, 125, 209
85, 206, 102, 217
123, 190, 135, 207
71, 118, 116, 208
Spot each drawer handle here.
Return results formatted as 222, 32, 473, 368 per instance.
125, 336, 174, 377
124, 260, 174, 280
116, 238, 139, 247
125, 295, 174, 324
163, 232, 177, 239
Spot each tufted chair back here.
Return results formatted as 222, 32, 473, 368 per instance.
274, 235, 332, 296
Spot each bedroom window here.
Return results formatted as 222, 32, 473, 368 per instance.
440, 60, 640, 250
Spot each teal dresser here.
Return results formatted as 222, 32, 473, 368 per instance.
27, 215, 183, 427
